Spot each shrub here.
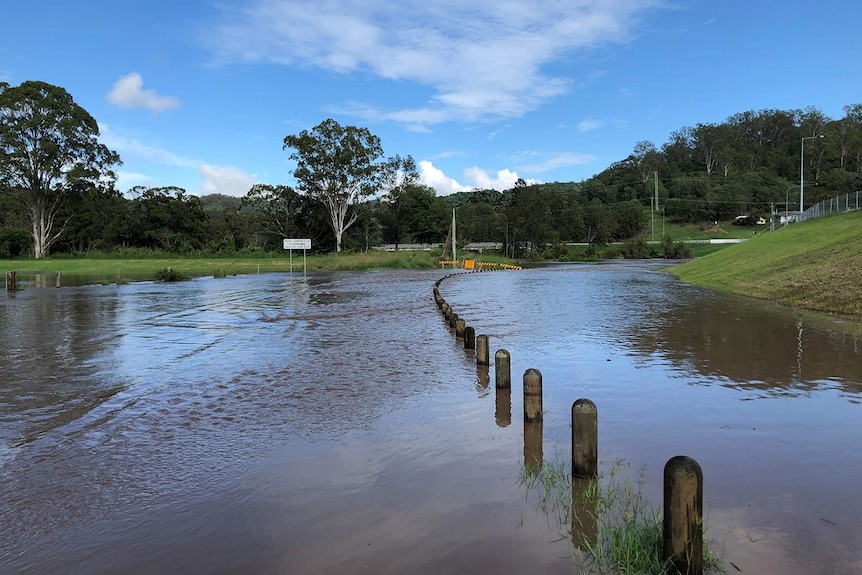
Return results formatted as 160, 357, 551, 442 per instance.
620, 239, 656, 259
0, 227, 30, 258
662, 237, 692, 259
154, 267, 188, 282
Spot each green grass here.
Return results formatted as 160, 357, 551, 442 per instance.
0, 250, 452, 281
670, 210, 862, 321
520, 459, 725, 574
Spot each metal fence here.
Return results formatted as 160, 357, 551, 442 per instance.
798, 190, 861, 223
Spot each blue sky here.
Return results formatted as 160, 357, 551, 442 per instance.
2, 0, 859, 196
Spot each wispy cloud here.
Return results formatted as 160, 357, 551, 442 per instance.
518, 152, 596, 173
503, 150, 596, 173
206, 0, 660, 128
99, 123, 196, 167
99, 124, 256, 196
577, 118, 603, 133
107, 73, 179, 112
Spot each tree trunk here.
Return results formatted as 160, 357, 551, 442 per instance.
33, 216, 48, 259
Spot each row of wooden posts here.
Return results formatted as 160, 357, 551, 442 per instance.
5, 271, 62, 291
433, 271, 705, 575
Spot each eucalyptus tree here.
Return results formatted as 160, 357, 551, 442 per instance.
0, 81, 120, 258
283, 119, 385, 252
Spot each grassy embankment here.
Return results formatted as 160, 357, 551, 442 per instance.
0, 250, 514, 283
663, 219, 769, 257
558, 218, 769, 261
670, 210, 862, 321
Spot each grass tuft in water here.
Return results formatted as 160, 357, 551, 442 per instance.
519, 458, 726, 574
154, 268, 188, 282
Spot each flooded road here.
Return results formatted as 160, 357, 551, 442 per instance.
1, 263, 860, 574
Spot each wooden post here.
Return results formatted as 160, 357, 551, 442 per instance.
455, 318, 466, 339
495, 349, 511, 389
449, 312, 459, 330
524, 420, 543, 472
663, 456, 703, 575
572, 399, 598, 478
523, 368, 543, 422
6, 271, 15, 291
495, 388, 511, 427
56, 272, 61, 288
476, 334, 489, 365
464, 326, 475, 349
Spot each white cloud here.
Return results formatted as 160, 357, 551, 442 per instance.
419, 160, 538, 195
107, 73, 179, 112
464, 166, 520, 190
418, 160, 472, 196
207, 0, 660, 128
199, 163, 257, 196
577, 118, 603, 133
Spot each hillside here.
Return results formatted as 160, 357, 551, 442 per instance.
669, 211, 862, 321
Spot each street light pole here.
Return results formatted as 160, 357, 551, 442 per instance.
800, 135, 824, 214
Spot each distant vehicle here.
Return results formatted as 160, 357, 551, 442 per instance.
732, 215, 756, 226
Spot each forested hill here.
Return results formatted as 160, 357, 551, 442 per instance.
448, 104, 861, 222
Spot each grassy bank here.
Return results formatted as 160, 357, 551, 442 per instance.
670, 210, 862, 321
0, 250, 520, 283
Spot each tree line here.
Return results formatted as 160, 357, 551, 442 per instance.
2, 80, 860, 259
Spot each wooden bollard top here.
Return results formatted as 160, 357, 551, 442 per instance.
663, 455, 704, 575
523, 368, 543, 422
572, 398, 598, 478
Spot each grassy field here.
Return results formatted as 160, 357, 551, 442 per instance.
0, 250, 518, 283
670, 210, 862, 321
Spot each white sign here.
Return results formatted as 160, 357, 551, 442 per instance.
283, 238, 311, 250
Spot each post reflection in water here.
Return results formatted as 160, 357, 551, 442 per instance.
495, 388, 511, 428
476, 365, 490, 398
571, 477, 598, 551
523, 420, 543, 473
796, 319, 804, 381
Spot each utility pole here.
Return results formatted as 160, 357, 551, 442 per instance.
652, 171, 659, 242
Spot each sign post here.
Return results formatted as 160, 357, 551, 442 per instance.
283, 239, 311, 276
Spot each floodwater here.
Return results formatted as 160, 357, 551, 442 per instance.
1, 262, 860, 574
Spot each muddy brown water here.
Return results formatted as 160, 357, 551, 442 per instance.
1, 262, 860, 574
